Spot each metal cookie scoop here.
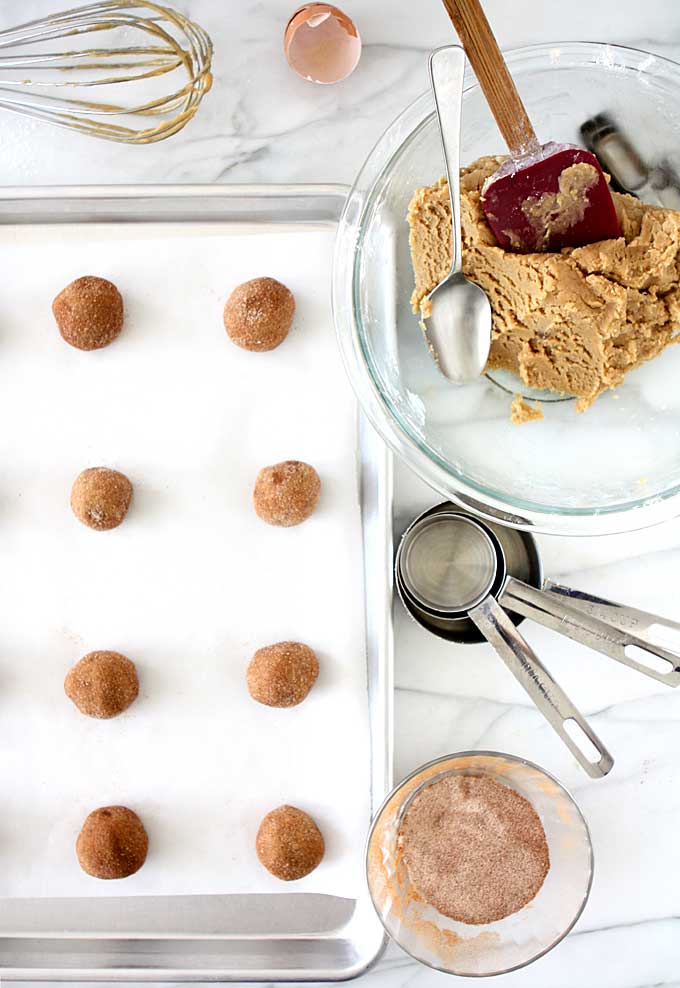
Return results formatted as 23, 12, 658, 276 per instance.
397, 510, 680, 778
423, 46, 492, 384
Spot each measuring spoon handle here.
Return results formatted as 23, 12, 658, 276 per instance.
501, 577, 680, 687
470, 595, 613, 779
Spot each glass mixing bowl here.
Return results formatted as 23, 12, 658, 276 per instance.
333, 43, 680, 535
366, 752, 593, 977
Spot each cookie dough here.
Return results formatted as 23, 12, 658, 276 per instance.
408, 155, 680, 409
76, 805, 148, 880
256, 805, 325, 881
65, 650, 139, 719
224, 277, 295, 352
52, 276, 124, 351
510, 395, 544, 425
253, 460, 320, 527
247, 641, 319, 708
71, 467, 133, 531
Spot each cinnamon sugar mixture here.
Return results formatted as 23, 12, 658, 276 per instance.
398, 774, 550, 925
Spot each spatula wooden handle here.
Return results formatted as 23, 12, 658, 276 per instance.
441, 0, 538, 155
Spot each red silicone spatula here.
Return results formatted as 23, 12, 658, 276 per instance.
441, 0, 621, 252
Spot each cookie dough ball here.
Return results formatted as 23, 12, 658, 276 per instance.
71, 467, 133, 531
76, 805, 148, 880
65, 650, 139, 719
223, 277, 295, 352
53, 276, 124, 351
253, 460, 320, 527
247, 641, 319, 708
256, 805, 325, 881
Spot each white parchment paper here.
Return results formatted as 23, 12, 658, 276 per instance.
0, 222, 369, 898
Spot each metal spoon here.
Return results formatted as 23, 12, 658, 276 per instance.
424, 45, 492, 384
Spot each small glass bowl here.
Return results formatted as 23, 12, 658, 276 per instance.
333, 43, 680, 535
366, 752, 593, 977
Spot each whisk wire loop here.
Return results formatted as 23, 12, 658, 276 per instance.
0, 1, 212, 142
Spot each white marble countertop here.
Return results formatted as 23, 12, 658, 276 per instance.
4, 1, 680, 987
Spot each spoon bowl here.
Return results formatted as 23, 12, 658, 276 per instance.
425, 270, 493, 382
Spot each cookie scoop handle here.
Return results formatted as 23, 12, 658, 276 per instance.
440, 0, 538, 156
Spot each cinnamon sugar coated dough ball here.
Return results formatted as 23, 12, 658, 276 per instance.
247, 641, 319, 708
52, 276, 124, 351
65, 650, 139, 719
253, 460, 320, 527
223, 276, 295, 351
71, 467, 133, 531
76, 806, 148, 880
256, 805, 325, 881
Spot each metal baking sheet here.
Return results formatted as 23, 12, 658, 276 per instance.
0, 185, 393, 982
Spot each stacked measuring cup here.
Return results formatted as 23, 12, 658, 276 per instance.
395, 503, 680, 778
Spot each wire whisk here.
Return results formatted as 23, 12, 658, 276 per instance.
0, 1, 213, 143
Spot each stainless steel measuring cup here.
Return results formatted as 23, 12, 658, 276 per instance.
396, 505, 680, 778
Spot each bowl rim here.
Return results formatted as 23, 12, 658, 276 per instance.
333, 41, 680, 536
364, 749, 594, 978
